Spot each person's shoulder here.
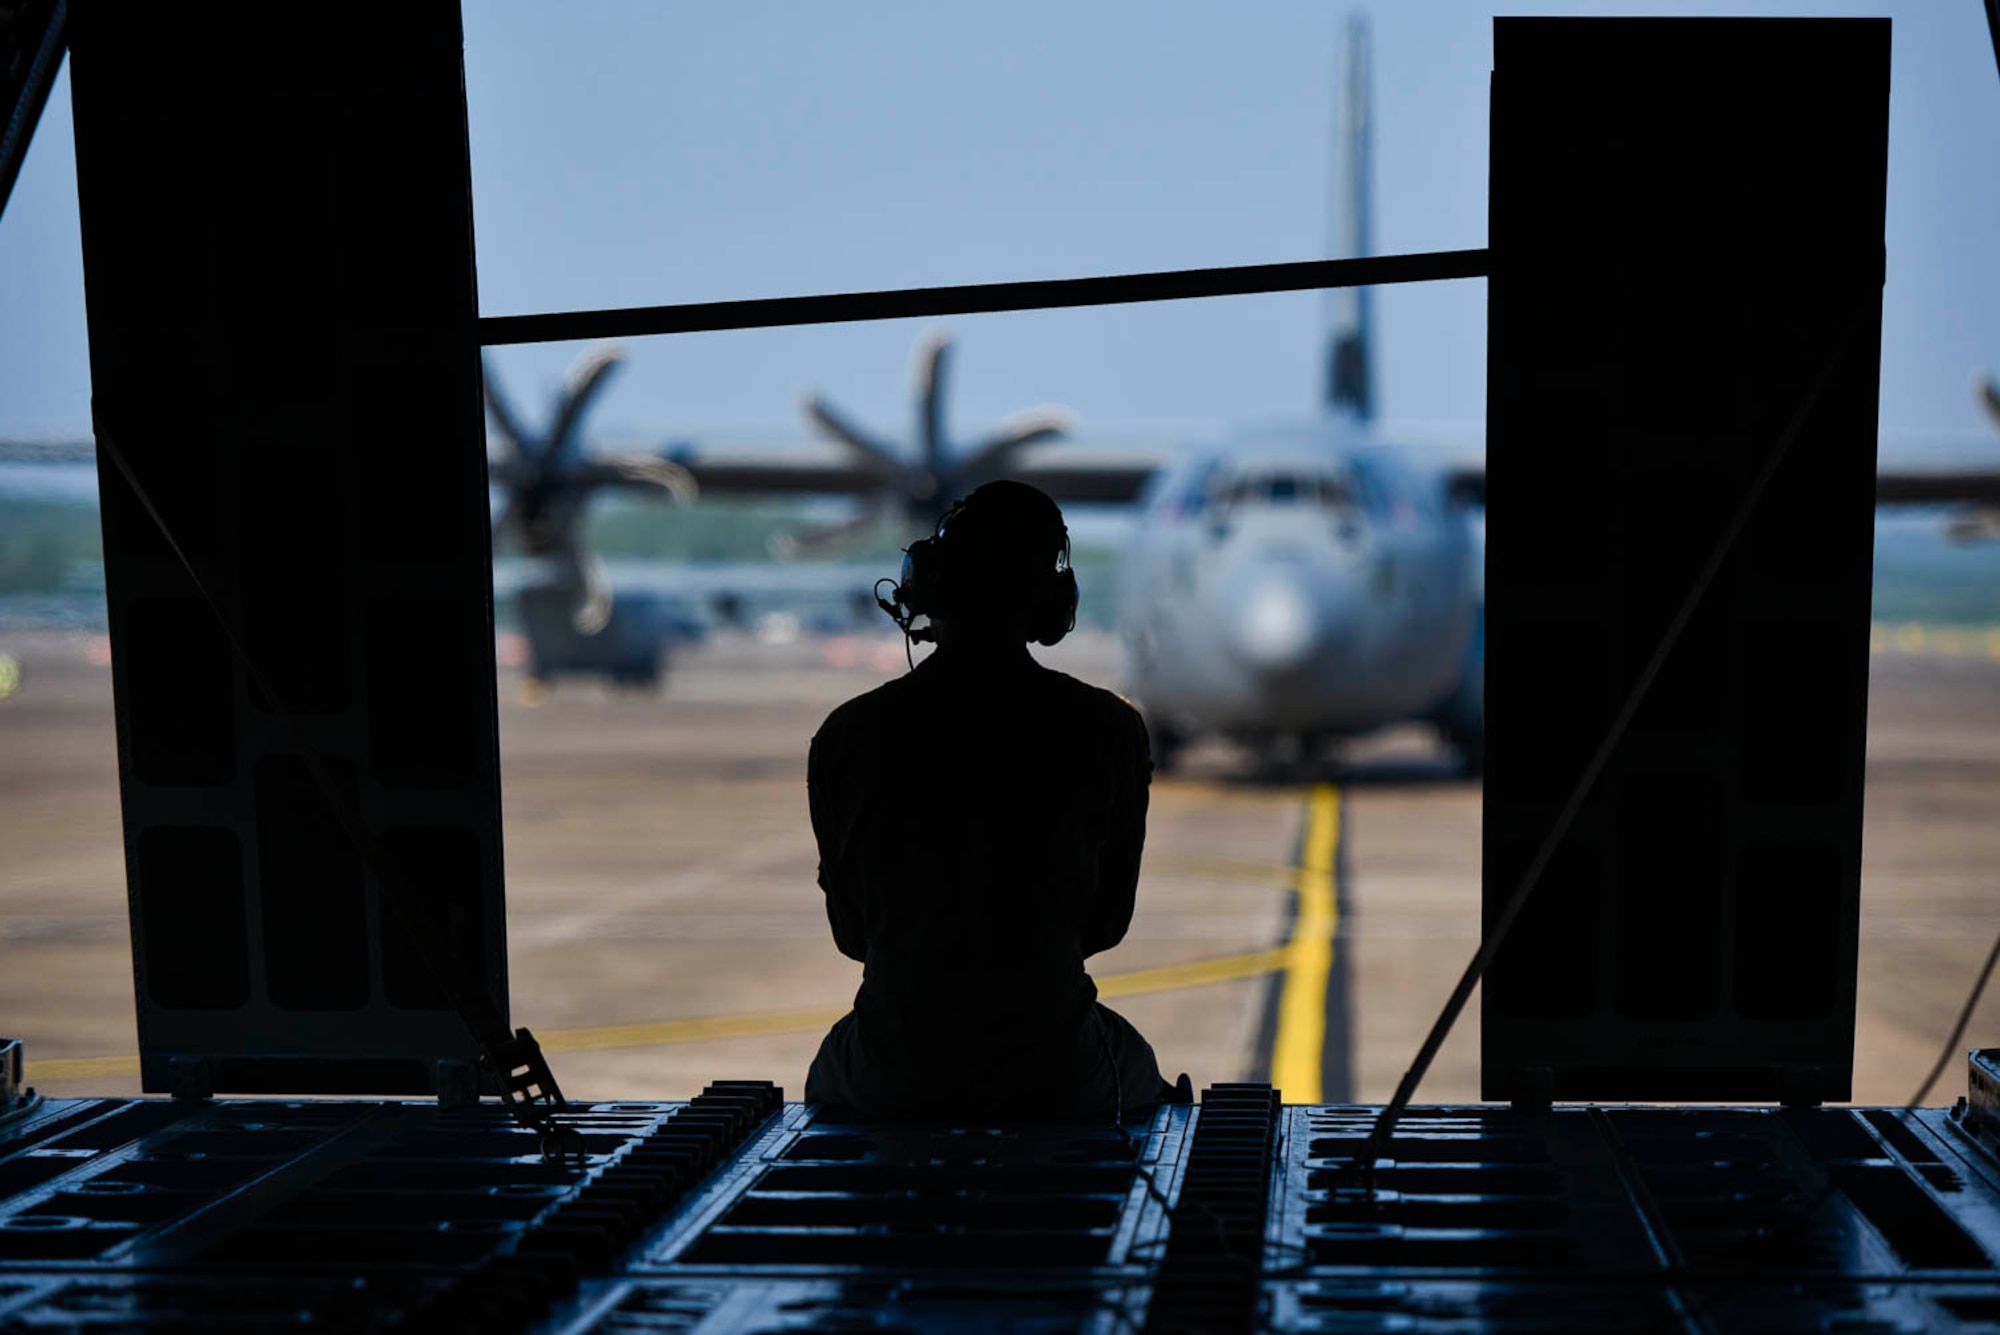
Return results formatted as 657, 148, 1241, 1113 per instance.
813, 674, 917, 748
1035, 665, 1148, 737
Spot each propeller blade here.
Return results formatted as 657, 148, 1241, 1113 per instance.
563, 549, 614, 637
915, 329, 953, 473
958, 407, 1076, 482
1978, 374, 2000, 433
485, 456, 531, 489
481, 355, 532, 457
801, 393, 903, 473
545, 346, 626, 464
588, 453, 699, 504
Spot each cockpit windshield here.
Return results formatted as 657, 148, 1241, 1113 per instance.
1218, 470, 1355, 509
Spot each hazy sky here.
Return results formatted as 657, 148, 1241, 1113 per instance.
2, 2, 1996, 457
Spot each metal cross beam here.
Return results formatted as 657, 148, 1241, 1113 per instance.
476, 248, 1490, 347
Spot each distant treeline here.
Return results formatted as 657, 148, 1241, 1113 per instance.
581, 499, 898, 562
1, 494, 1994, 633
0, 497, 101, 593
1872, 522, 2000, 626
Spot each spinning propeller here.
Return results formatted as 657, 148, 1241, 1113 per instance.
483, 348, 695, 633
786, 331, 1073, 552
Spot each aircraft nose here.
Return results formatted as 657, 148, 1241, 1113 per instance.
1234, 571, 1321, 672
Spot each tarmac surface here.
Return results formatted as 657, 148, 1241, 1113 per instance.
2, 625, 1997, 1107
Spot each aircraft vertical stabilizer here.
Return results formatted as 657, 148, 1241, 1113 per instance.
1326, 14, 1374, 422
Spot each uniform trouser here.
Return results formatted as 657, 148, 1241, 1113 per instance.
804, 1000, 1180, 1122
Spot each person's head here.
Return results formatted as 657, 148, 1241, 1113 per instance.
900, 480, 1077, 647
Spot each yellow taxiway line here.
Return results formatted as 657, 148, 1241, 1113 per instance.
23, 947, 1304, 1087
20, 1053, 139, 1080
25, 940, 1302, 1083
1267, 784, 1343, 1104
27, 787, 1342, 1086
531, 943, 1302, 1060
1871, 622, 2000, 660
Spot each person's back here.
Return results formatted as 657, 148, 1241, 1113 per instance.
804, 481, 1177, 1121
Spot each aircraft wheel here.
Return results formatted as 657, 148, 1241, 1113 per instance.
1298, 730, 1339, 773
635, 653, 667, 692
1241, 733, 1298, 782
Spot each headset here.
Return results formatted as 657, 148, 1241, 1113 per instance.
875, 485, 1079, 650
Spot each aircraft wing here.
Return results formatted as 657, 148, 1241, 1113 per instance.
1006, 462, 1157, 505
1873, 469, 2000, 506
667, 451, 890, 497
676, 458, 1157, 505
2, 432, 1162, 508
660, 441, 1163, 506
1439, 464, 2000, 510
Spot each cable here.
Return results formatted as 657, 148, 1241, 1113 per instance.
1908, 924, 2000, 1110
1103, 1041, 1319, 1309
1351, 294, 1871, 1181
1098, 1030, 1242, 1272
874, 575, 922, 671
1986, 0, 2000, 91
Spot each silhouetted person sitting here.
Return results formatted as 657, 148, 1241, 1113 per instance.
804, 480, 1183, 1122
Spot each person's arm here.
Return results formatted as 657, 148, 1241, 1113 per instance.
808, 726, 870, 963
1081, 703, 1152, 957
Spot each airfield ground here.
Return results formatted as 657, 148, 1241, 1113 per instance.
3, 627, 1997, 1107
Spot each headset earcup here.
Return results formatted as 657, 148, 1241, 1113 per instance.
907, 500, 964, 621
1035, 568, 1079, 647
898, 540, 935, 616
